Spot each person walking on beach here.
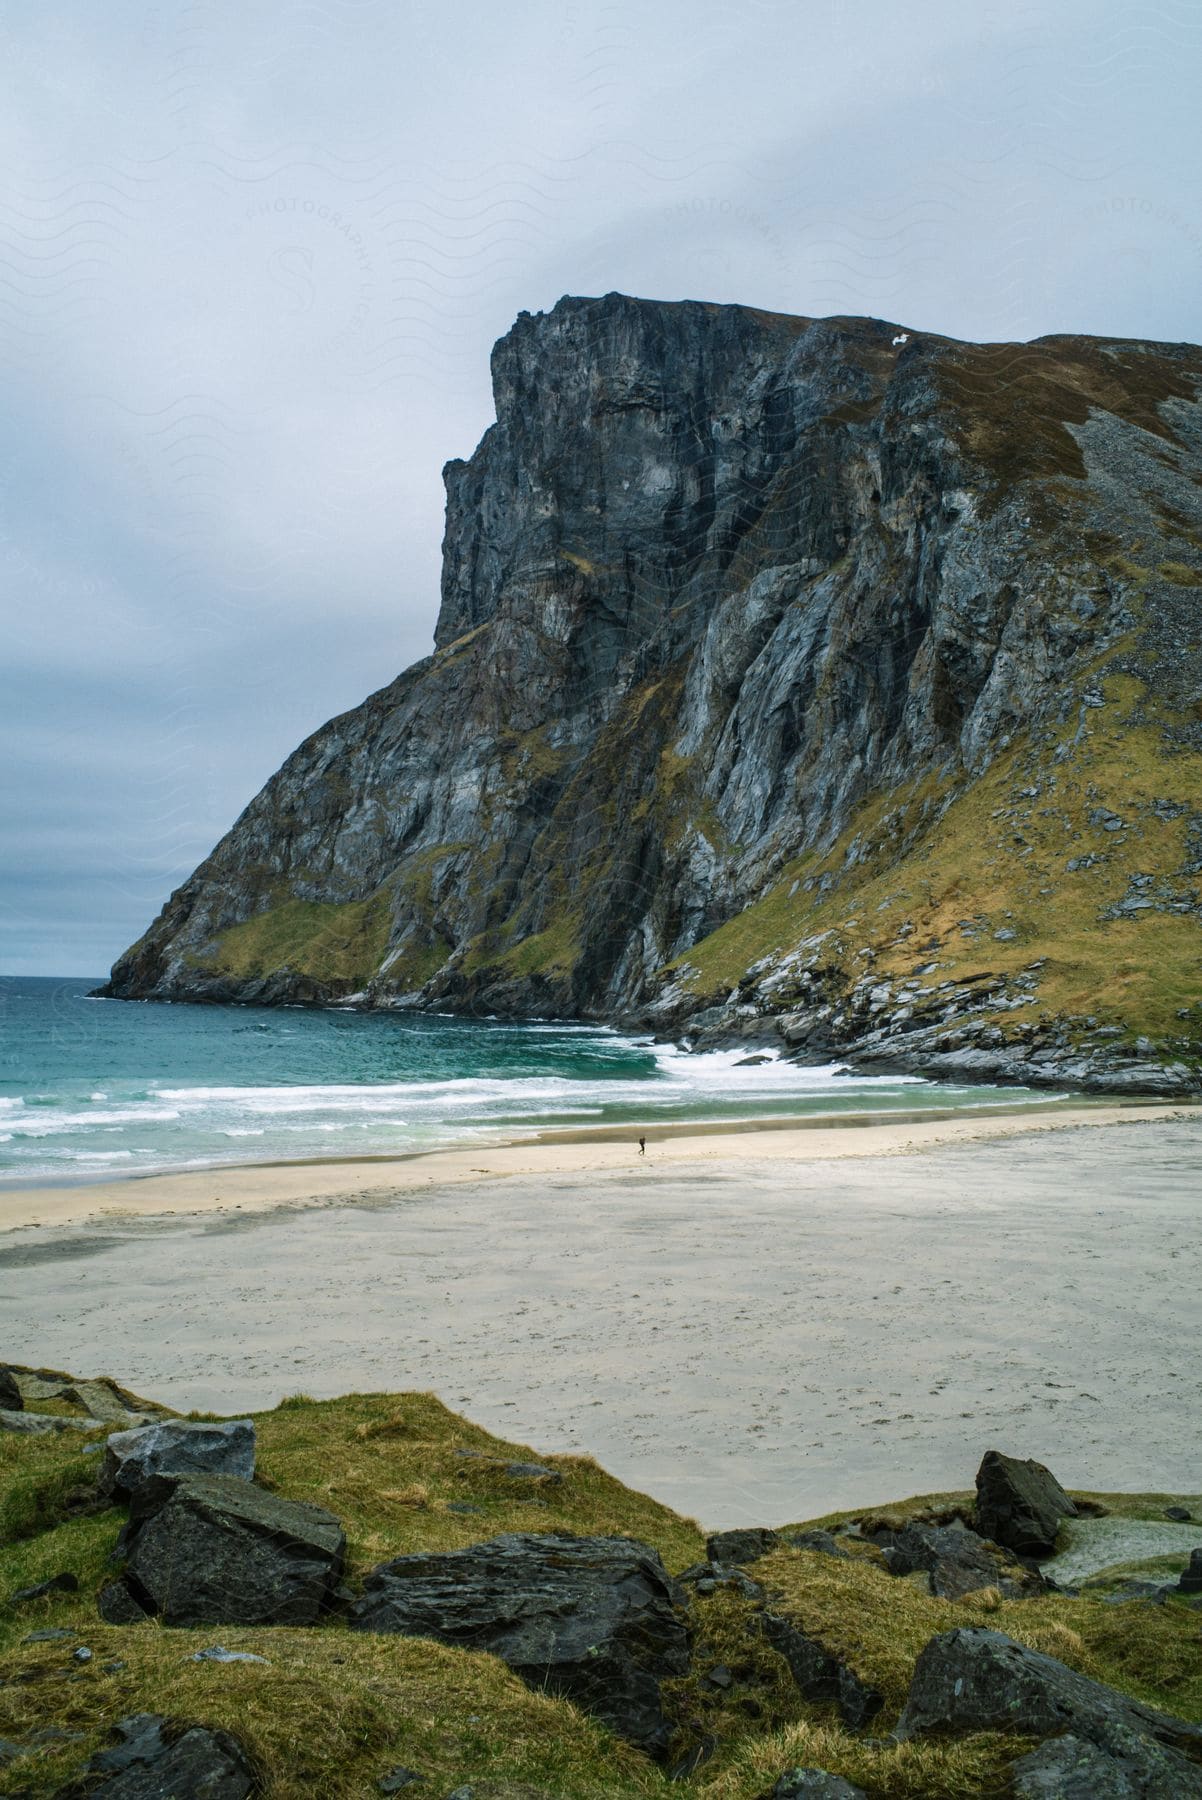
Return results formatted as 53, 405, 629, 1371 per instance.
638, 1135, 646, 1156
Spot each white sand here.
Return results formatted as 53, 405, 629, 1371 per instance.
3, 1107, 1199, 1528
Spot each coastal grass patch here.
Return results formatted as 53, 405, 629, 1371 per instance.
745, 1547, 1102, 1723
1159, 559, 1202, 585
197, 891, 393, 988
933, 337, 1202, 497
0, 1434, 112, 1552
738, 1541, 1202, 1733
0, 1623, 668, 1800
250, 1390, 705, 1577
1081, 1552, 1197, 1589
4, 1395, 1201, 1799
662, 675, 1202, 1051
1068, 1489, 1202, 1521
696, 1722, 1028, 1799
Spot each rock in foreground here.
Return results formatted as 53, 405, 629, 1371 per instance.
1011, 1733, 1144, 1799
115, 1473, 345, 1626
975, 1450, 1077, 1557
768, 1771, 868, 1799
100, 1417, 255, 1501
760, 1611, 883, 1730
61, 1712, 254, 1799
349, 1531, 690, 1758
874, 1517, 1042, 1598
895, 1627, 1202, 1796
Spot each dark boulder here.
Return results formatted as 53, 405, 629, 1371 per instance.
0, 1408, 100, 1436
98, 1580, 152, 1625
677, 1560, 764, 1600
348, 1532, 689, 1759
768, 1772, 868, 1799
101, 1419, 255, 1501
57, 1712, 254, 1798
761, 1612, 882, 1730
1011, 1733, 1141, 1798
120, 1473, 345, 1626
975, 1451, 1077, 1556
876, 1520, 1039, 1599
1177, 1549, 1202, 1596
706, 1527, 780, 1565
895, 1628, 1202, 1797
12, 1572, 79, 1605
377, 1768, 425, 1793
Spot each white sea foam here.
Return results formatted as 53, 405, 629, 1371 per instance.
0, 1006, 1049, 1188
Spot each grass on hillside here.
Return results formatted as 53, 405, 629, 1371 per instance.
193, 892, 393, 990
3, 1392, 1201, 1798
664, 670, 1202, 1053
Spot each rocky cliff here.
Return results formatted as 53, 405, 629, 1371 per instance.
100, 293, 1202, 1089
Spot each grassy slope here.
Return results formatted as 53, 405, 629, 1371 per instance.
191, 893, 394, 991
665, 669, 1202, 1055
2, 1394, 1200, 1799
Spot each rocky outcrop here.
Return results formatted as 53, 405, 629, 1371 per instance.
59, 1713, 255, 1800
1010, 1734, 1145, 1799
348, 1531, 690, 1758
895, 1627, 1202, 1796
0, 1364, 167, 1427
706, 1526, 781, 1566
1178, 1548, 1202, 1595
760, 1611, 883, 1730
100, 1419, 255, 1502
975, 1450, 1077, 1558
98, 293, 1202, 1089
766, 1773, 868, 1800
110, 1473, 346, 1627
872, 1517, 1042, 1599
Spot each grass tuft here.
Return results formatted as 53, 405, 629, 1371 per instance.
2, 1395, 1199, 1798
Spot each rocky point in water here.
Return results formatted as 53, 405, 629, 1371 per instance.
98, 293, 1202, 1093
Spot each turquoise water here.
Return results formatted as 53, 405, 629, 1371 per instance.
0, 977, 1051, 1185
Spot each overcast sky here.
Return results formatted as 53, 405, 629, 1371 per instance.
3, 0, 1200, 976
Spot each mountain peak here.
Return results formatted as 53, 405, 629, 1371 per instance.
101, 299, 1202, 1093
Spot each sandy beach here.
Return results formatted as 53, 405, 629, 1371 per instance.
3, 1104, 1199, 1527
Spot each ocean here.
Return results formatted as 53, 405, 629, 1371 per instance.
0, 976, 1050, 1186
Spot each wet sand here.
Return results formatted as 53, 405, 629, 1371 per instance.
0, 1100, 1174, 1233
3, 1108, 1199, 1528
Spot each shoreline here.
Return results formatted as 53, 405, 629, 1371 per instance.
0, 1096, 1188, 1234
3, 1105, 1199, 1524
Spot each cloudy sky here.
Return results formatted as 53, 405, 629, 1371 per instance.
3, 0, 1200, 976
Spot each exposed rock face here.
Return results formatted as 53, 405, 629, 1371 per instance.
874, 1517, 1042, 1598
705, 1526, 780, 1565
1178, 1548, 1202, 1595
0, 1364, 167, 1426
114, 1473, 346, 1626
348, 1532, 690, 1758
760, 1611, 883, 1730
895, 1627, 1202, 1796
100, 1419, 255, 1502
99, 294, 1202, 1089
62, 1713, 255, 1800
975, 1450, 1077, 1558
1011, 1734, 1142, 1800
767, 1772, 868, 1800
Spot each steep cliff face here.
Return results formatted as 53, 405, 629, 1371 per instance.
101, 294, 1202, 1088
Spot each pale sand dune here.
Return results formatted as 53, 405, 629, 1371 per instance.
2, 1107, 1199, 1528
